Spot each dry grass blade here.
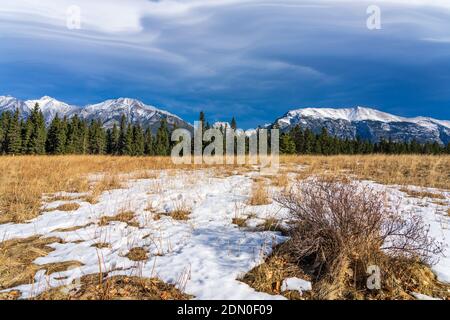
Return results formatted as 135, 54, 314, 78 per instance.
34, 274, 192, 300
247, 180, 272, 206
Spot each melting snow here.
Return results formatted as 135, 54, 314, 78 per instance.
0, 168, 448, 300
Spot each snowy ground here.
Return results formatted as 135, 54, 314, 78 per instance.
0, 167, 449, 299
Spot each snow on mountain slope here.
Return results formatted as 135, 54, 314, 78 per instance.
0, 95, 31, 117
282, 106, 449, 128
25, 96, 81, 125
0, 96, 191, 132
275, 106, 450, 144
80, 98, 191, 132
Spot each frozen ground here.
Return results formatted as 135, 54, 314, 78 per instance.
0, 167, 449, 299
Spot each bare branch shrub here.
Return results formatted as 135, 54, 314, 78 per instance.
276, 176, 443, 299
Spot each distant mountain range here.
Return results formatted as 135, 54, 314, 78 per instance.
1, 96, 449, 144
0, 96, 191, 134
274, 106, 450, 145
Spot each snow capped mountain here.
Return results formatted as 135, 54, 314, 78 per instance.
24, 96, 81, 125
282, 106, 405, 124
0, 96, 192, 133
275, 106, 450, 145
0, 96, 30, 117
80, 98, 191, 133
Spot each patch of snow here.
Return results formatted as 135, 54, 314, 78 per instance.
281, 277, 312, 293
410, 292, 442, 300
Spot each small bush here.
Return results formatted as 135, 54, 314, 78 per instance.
276, 176, 443, 299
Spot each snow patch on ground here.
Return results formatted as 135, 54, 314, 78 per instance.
281, 278, 312, 293
0, 168, 448, 299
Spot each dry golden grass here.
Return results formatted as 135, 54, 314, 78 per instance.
45, 202, 81, 212
268, 173, 289, 189
281, 155, 450, 190
156, 208, 191, 221
0, 155, 448, 225
0, 156, 213, 224
247, 180, 272, 206
164, 199, 192, 221
242, 243, 450, 300
399, 188, 446, 200
126, 247, 148, 262
240, 246, 311, 300
257, 217, 285, 233
232, 217, 247, 227
34, 274, 192, 300
169, 209, 191, 221
91, 243, 111, 249
0, 290, 21, 300
98, 210, 138, 227
0, 235, 82, 291
52, 223, 93, 233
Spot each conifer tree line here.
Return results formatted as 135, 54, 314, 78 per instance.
0, 105, 172, 156
0, 105, 449, 156
279, 125, 450, 155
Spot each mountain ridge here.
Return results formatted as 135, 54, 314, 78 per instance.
0, 95, 191, 134
274, 106, 450, 145
1, 96, 449, 144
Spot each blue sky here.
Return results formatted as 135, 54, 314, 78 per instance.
1, 0, 450, 128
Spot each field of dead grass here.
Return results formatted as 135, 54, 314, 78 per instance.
281, 155, 450, 190
0, 154, 448, 300
0, 155, 448, 225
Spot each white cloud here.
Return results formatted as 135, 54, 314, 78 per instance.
2, 0, 449, 34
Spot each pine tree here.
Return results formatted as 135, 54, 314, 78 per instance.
230, 117, 237, 130
144, 128, 154, 156
21, 119, 32, 154
155, 118, 170, 156
0, 113, 4, 154
118, 115, 128, 155
87, 119, 106, 154
110, 123, 119, 155
46, 114, 67, 154
133, 123, 145, 156
5, 109, 22, 155
27, 103, 46, 154
280, 133, 296, 154
124, 123, 134, 156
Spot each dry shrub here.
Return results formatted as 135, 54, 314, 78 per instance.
247, 180, 272, 206
126, 247, 148, 262
276, 176, 443, 299
34, 274, 192, 300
